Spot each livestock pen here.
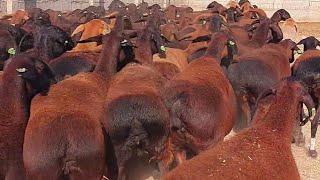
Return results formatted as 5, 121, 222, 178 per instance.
0, 0, 319, 180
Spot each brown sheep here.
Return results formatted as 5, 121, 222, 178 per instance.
10, 9, 29, 25
153, 47, 189, 80
292, 36, 320, 72
153, 40, 207, 79
164, 78, 315, 180
23, 15, 124, 180
102, 14, 171, 180
0, 52, 56, 180
229, 39, 299, 132
163, 31, 238, 167
71, 19, 111, 52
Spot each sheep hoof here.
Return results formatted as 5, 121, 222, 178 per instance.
308, 149, 318, 158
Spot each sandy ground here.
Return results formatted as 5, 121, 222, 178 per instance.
291, 23, 320, 180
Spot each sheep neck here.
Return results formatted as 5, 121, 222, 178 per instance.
134, 36, 154, 66
253, 92, 299, 142
94, 34, 121, 78
0, 67, 30, 126
250, 21, 270, 47
204, 38, 227, 63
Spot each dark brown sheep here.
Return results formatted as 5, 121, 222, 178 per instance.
0, 53, 55, 180
291, 37, 320, 157
102, 13, 171, 180
164, 79, 315, 180
23, 15, 124, 180
229, 39, 299, 131
163, 31, 238, 167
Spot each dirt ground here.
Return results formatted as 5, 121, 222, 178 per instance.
291, 23, 320, 180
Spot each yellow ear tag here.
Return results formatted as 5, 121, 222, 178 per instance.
8, 48, 16, 55
160, 45, 166, 52
297, 49, 303, 54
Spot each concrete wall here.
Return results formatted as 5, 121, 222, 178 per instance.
1, 0, 320, 22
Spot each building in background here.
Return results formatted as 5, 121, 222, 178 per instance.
1, 0, 320, 21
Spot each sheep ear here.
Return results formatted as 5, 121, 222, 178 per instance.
71, 24, 85, 37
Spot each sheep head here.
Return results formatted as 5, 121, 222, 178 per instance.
13, 55, 56, 96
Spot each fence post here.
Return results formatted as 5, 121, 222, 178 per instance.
7, 0, 13, 14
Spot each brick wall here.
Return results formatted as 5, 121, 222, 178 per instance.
1, 0, 320, 22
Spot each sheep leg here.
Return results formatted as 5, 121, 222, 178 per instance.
241, 98, 252, 127
233, 95, 251, 132
115, 146, 131, 180
118, 166, 126, 180
309, 106, 319, 158
292, 107, 305, 147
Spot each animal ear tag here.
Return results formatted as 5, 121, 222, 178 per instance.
121, 39, 129, 46
8, 48, 16, 56
202, 20, 207, 25
228, 41, 235, 46
296, 49, 303, 54
16, 68, 28, 75
160, 45, 166, 52
58, 14, 62, 17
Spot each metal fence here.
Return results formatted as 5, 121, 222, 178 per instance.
1, 0, 320, 21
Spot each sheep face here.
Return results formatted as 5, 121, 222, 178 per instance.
143, 26, 166, 58
276, 9, 291, 21
35, 26, 74, 60
297, 36, 320, 51
15, 57, 56, 96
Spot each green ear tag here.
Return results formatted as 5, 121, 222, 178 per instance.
228, 41, 235, 46
8, 48, 16, 55
160, 45, 166, 52
297, 49, 303, 54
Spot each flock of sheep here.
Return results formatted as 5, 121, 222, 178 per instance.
0, 0, 319, 179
